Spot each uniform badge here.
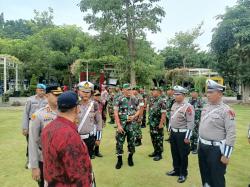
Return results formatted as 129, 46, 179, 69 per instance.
228, 110, 235, 120
31, 113, 36, 120
186, 106, 192, 115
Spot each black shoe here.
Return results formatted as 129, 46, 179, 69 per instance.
148, 152, 157, 157
128, 154, 134, 166
95, 152, 103, 157
166, 170, 179, 176
94, 146, 103, 157
153, 155, 162, 161
141, 124, 146, 128
91, 155, 95, 159
177, 176, 186, 183
24, 160, 29, 169
115, 156, 123, 169
192, 150, 198, 154
135, 139, 142, 146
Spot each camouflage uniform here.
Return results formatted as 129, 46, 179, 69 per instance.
107, 91, 115, 123
148, 96, 167, 156
140, 92, 147, 127
188, 97, 204, 151
114, 95, 139, 155
134, 93, 144, 143
166, 96, 175, 130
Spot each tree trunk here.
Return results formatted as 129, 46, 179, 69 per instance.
241, 83, 250, 103
125, 0, 136, 86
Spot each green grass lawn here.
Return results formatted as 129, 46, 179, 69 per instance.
0, 105, 249, 187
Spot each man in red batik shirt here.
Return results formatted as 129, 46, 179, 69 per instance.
41, 91, 92, 187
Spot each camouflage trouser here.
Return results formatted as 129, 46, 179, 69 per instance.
107, 105, 114, 122
134, 122, 142, 140
190, 122, 199, 150
116, 122, 135, 155
150, 126, 164, 155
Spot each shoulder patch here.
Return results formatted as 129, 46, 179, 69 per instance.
228, 109, 235, 119
186, 106, 193, 115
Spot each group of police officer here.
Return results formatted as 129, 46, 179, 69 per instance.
22, 79, 237, 187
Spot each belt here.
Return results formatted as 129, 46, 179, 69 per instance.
80, 131, 95, 140
199, 137, 221, 146
171, 128, 187, 133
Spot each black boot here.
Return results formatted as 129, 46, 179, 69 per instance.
135, 139, 142, 146
148, 152, 157, 157
128, 154, 134, 167
95, 146, 103, 157
115, 156, 123, 169
153, 154, 162, 161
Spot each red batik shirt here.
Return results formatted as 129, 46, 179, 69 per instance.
41, 116, 92, 187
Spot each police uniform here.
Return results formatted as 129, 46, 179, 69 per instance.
29, 86, 62, 187
148, 87, 167, 161
167, 86, 195, 183
198, 80, 236, 187
114, 83, 140, 169
188, 89, 204, 153
22, 84, 47, 167
77, 81, 103, 159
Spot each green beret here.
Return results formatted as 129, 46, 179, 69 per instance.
122, 83, 131, 89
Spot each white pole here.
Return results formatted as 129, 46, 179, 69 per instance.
4, 57, 7, 93
15, 64, 18, 91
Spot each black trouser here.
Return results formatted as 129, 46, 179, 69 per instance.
26, 135, 29, 158
198, 143, 226, 187
170, 131, 190, 176
38, 161, 44, 187
83, 135, 96, 157
142, 110, 147, 126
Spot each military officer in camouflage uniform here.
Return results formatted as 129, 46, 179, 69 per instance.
107, 86, 115, 124
166, 86, 195, 183
188, 88, 204, 154
148, 87, 167, 161
114, 83, 141, 169
198, 80, 236, 187
22, 83, 47, 168
29, 86, 62, 187
139, 87, 147, 128
77, 81, 103, 159
133, 86, 144, 146
165, 86, 175, 141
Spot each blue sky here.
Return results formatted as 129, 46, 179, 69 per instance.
0, 0, 237, 51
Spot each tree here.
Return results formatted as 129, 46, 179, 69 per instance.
168, 23, 203, 68
79, 0, 165, 85
211, 0, 250, 103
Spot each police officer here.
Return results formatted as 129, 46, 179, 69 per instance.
188, 88, 204, 154
22, 83, 47, 168
148, 87, 167, 161
198, 80, 236, 187
29, 86, 62, 187
166, 86, 195, 183
77, 81, 103, 159
114, 83, 141, 169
